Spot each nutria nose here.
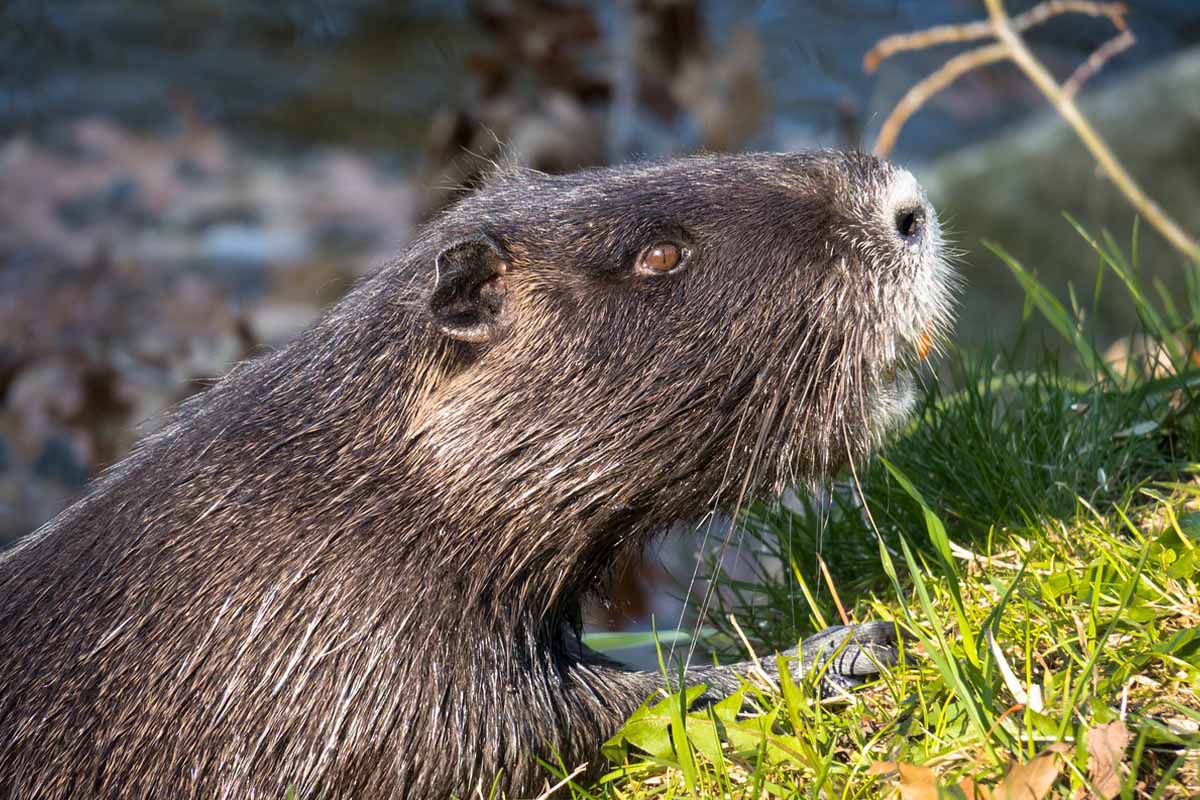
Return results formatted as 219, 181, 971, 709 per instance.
893, 203, 927, 244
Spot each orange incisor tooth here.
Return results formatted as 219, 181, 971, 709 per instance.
916, 327, 934, 362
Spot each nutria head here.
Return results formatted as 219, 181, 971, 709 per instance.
393, 151, 954, 599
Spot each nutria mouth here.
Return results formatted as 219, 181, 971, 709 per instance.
0, 150, 956, 799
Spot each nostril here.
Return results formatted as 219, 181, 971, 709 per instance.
895, 205, 926, 242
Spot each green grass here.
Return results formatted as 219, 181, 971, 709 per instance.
560, 227, 1200, 799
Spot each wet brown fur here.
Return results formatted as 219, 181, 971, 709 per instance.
0, 152, 954, 798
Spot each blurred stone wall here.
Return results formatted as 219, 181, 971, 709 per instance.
923, 46, 1200, 347
0, 118, 412, 542
3, 1, 1200, 561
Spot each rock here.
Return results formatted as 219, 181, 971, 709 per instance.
245, 302, 322, 347
921, 45, 1200, 347
201, 223, 309, 266
673, 27, 769, 152
506, 92, 606, 174
6, 360, 85, 439
31, 435, 90, 489
0, 114, 411, 542
0, 467, 78, 545
315, 217, 380, 254
55, 174, 145, 229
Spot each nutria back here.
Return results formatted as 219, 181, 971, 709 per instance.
0, 151, 954, 798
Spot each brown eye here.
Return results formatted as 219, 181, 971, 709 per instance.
636, 242, 685, 275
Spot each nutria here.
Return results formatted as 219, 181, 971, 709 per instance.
0, 151, 954, 799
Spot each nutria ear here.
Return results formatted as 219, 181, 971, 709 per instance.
430, 236, 512, 344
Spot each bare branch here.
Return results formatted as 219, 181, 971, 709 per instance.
1011, 0, 1127, 33
873, 43, 1008, 158
864, 21, 993, 74
866, 0, 1198, 260
985, 0, 1198, 259
1062, 29, 1135, 100
865, 0, 1127, 73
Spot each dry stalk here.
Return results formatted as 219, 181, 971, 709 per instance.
873, 43, 1008, 162
864, 20, 994, 73
864, 1, 1127, 74
984, 0, 1198, 259
1063, 29, 1136, 99
867, 0, 1199, 261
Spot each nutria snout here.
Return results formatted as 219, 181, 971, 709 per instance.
0, 151, 955, 799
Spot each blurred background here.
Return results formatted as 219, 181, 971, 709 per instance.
2, 1, 1199, 643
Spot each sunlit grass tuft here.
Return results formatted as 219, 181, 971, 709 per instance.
563, 227, 1200, 799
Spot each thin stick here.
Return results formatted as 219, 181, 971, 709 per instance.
531, 763, 588, 800
873, 43, 1008, 158
728, 614, 780, 692
865, 20, 993, 73
865, 0, 1127, 73
984, 0, 1199, 259
866, 0, 1197, 261
1062, 29, 1135, 100
815, 554, 850, 626
1010, 0, 1127, 33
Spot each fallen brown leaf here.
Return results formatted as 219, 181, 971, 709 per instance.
897, 762, 940, 800
866, 761, 940, 800
958, 776, 994, 800
1084, 720, 1131, 799
994, 744, 1070, 800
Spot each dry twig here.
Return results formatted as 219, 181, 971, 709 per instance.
864, 1, 1127, 73
873, 43, 1008, 162
864, 20, 995, 73
530, 763, 588, 800
1062, 28, 1136, 100
865, 0, 1199, 261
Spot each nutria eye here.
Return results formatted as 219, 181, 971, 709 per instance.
635, 242, 686, 275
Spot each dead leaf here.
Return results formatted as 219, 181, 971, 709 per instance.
867, 761, 940, 800
958, 776, 993, 800
1085, 720, 1131, 799
994, 744, 1069, 800
898, 763, 939, 800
